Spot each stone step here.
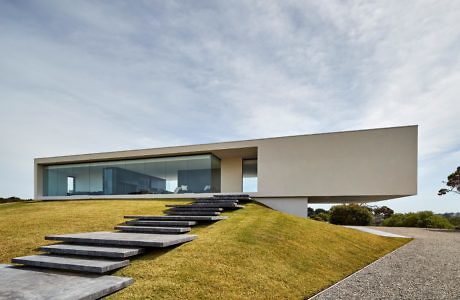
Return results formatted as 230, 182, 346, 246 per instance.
213, 194, 251, 198
210, 198, 251, 202
0, 264, 133, 300
40, 244, 144, 258
209, 198, 251, 202
165, 211, 221, 216
166, 207, 223, 212
12, 254, 129, 274
194, 199, 239, 203
125, 215, 228, 221
166, 203, 239, 208
125, 220, 197, 227
192, 198, 240, 203
115, 225, 190, 234
212, 193, 251, 197
46, 231, 197, 247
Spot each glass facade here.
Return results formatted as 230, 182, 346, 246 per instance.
242, 159, 257, 192
43, 154, 221, 196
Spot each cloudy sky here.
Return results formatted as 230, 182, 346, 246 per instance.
0, 1, 459, 212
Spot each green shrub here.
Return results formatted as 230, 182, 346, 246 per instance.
425, 215, 454, 229
383, 211, 454, 229
311, 212, 330, 222
329, 204, 373, 226
440, 214, 460, 229
382, 213, 405, 227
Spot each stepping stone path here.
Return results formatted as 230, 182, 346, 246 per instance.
0, 194, 251, 299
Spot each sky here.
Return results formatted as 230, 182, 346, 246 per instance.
0, 0, 459, 213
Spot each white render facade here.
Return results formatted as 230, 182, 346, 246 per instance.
34, 126, 418, 217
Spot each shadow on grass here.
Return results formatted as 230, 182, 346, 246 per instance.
132, 244, 181, 263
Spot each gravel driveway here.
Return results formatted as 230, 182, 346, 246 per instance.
310, 227, 460, 300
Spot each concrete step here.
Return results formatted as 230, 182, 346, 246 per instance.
12, 254, 129, 274
166, 203, 239, 208
193, 202, 237, 205
40, 244, 144, 258
125, 215, 228, 221
182, 203, 245, 209
165, 211, 221, 216
0, 264, 133, 300
209, 198, 250, 202
46, 231, 197, 247
194, 199, 238, 203
213, 194, 251, 198
115, 225, 190, 234
166, 207, 223, 212
125, 220, 197, 227
210, 197, 251, 202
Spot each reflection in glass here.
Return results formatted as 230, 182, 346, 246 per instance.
67, 176, 75, 195
43, 154, 221, 196
243, 159, 257, 192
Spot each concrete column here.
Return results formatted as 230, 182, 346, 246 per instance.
256, 197, 309, 217
220, 157, 242, 193
34, 162, 43, 200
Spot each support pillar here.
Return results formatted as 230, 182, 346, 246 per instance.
255, 197, 309, 217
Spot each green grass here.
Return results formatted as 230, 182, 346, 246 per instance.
0, 200, 410, 299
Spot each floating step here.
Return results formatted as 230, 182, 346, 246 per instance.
115, 225, 190, 234
125, 215, 228, 221
213, 194, 250, 198
194, 199, 238, 203
209, 198, 250, 202
166, 203, 239, 208
210, 198, 251, 202
166, 207, 223, 212
40, 244, 143, 258
0, 264, 133, 300
165, 211, 221, 216
12, 254, 129, 274
46, 231, 197, 247
125, 220, 197, 227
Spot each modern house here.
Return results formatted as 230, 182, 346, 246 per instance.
34, 126, 418, 217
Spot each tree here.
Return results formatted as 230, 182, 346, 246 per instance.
373, 206, 394, 219
329, 204, 373, 226
314, 208, 328, 215
438, 166, 460, 196
311, 212, 330, 222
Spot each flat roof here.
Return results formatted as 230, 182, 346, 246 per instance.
35, 125, 417, 165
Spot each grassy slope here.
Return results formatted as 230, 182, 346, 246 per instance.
0, 200, 188, 262
0, 201, 409, 299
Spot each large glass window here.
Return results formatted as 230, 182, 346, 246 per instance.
43, 154, 221, 196
242, 159, 257, 192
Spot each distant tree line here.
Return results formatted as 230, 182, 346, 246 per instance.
439, 213, 460, 229
309, 204, 456, 229
383, 211, 453, 229
0, 197, 32, 204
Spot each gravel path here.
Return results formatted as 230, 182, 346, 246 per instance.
310, 227, 460, 300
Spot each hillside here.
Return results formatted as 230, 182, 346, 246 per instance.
0, 200, 409, 299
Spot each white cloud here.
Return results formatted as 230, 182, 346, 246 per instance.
0, 1, 459, 212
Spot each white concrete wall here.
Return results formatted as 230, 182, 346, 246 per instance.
220, 157, 242, 193
35, 126, 417, 204
256, 126, 417, 198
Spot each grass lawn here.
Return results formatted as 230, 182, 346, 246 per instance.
0, 200, 410, 299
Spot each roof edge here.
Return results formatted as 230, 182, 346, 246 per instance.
35, 125, 418, 161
